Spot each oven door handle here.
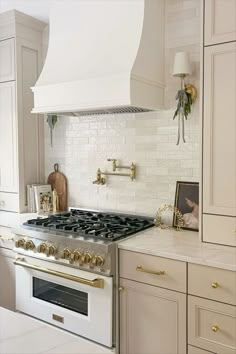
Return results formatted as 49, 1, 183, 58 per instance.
14, 258, 104, 289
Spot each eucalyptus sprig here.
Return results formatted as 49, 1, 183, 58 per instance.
47, 114, 58, 147
173, 89, 192, 120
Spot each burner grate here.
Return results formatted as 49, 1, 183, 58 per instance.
24, 210, 154, 241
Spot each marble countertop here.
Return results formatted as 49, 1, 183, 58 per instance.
0, 211, 38, 228
0, 307, 115, 354
118, 227, 236, 271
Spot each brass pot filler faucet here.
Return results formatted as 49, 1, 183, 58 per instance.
93, 159, 136, 185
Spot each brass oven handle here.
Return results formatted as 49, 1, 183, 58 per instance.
14, 258, 104, 289
136, 265, 165, 276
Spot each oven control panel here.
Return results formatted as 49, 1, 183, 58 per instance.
14, 237, 109, 274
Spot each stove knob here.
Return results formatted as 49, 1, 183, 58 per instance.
46, 245, 57, 257
96, 255, 105, 267
91, 256, 98, 266
71, 250, 82, 262
37, 242, 47, 254
84, 252, 92, 264
61, 248, 71, 260
24, 240, 35, 251
15, 239, 25, 248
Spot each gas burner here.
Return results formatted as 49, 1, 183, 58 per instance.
23, 209, 154, 241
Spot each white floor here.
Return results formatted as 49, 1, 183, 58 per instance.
0, 308, 115, 354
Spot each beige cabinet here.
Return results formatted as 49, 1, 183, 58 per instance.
0, 248, 15, 311
204, 0, 236, 46
202, 41, 236, 246
0, 81, 17, 194
188, 296, 236, 354
120, 279, 186, 354
0, 11, 46, 212
119, 250, 187, 354
188, 346, 216, 354
0, 38, 15, 82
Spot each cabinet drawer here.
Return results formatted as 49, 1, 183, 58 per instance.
0, 39, 15, 82
188, 345, 216, 354
188, 296, 236, 354
203, 214, 236, 247
188, 263, 236, 306
119, 250, 187, 292
0, 192, 19, 212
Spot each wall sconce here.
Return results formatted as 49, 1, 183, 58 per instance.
172, 52, 197, 145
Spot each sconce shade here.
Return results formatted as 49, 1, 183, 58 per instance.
172, 52, 192, 77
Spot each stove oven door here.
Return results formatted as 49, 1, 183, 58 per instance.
14, 255, 113, 347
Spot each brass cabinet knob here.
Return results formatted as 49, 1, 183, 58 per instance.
71, 250, 82, 262
25, 240, 35, 251
118, 286, 124, 292
37, 242, 47, 253
212, 324, 219, 332
61, 248, 71, 259
46, 245, 56, 257
15, 239, 25, 248
211, 282, 219, 289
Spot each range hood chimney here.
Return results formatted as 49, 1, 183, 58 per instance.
32, 0, 165, 116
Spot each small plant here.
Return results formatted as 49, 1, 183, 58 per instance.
173, 87, 192, 120
47, 114, 58, 146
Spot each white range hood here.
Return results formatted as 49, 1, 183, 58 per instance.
32, 0, 165, 116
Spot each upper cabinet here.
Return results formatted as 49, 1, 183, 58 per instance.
202, 2, 236, 247
0, 10, 46, 212
204, 0, 236, 46
0, 38, 15, 82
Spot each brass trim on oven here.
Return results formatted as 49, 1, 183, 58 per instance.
14, 258, 104, 289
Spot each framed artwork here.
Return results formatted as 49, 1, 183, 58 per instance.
173, 181, 199, 231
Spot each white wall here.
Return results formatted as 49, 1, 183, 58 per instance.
44, 0, 201, 217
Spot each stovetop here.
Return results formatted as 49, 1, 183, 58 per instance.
23, 209, 154, 242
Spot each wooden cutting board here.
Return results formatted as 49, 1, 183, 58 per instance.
47, 163, 67, 211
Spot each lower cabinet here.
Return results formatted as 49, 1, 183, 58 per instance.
0, 247, 15, 311
188, 345, 216, 354
119, 278, 186, 354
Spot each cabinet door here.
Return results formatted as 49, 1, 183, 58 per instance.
120, 278, 186, 354
188, 346, 216, 354
203, 42, 236, 217
0, 81, 18, 193
204, 0, 236, 45
0, 248, 15, 311
0, 38, 15, 82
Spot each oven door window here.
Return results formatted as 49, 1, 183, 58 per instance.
33, 277, 88, 316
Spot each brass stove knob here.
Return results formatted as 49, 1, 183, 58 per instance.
96, 255, 105, 267
80, 252, 92, 264
15, 239, 25, 248
46, 245, 57, 257
37, 242, 47, 254
91, 256, 98, 266
84, 252, 92, 264
24, 240, 35, 251
71, 250, 82, 262
61, 248, 71, 260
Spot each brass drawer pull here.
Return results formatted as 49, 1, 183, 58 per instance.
136, 265, 165, 276
14, 257, 104, 288
211, 282, 219, 289
212, 324, 219, 332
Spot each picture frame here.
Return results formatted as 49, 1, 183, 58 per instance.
173, 181, 199, 231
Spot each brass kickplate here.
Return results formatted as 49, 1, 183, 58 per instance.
52, 314, 64, 323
